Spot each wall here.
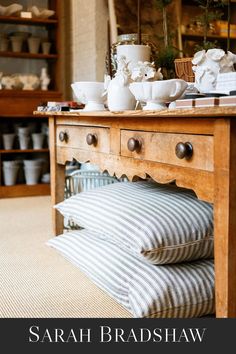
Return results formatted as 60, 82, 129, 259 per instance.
70, 0, 108, 86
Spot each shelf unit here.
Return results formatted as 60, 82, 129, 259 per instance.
177, 0, 236, 57
0, 0, 63, 198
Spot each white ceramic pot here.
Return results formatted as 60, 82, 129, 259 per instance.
18, 135, 30, 149
18, 127, 30, 135
2, 164, 19, 186
117, 44, 151, 70
42, 41, 51, 55
28, 37, 41, 54
24, 165, 42, 185
0, 38, 9, 51
32, 133, 45, 149
10, 36, 23, 52
2, 133, 15, 150
23, 159, 42, 167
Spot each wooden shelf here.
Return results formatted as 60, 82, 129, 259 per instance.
0, 149, 49, 154
0, 15, 57, 26
182, 32, 236, 40
0, 51, 58, 59
0, 183, 50, 198
0, 1, 61, 199
0, 89, 61, 98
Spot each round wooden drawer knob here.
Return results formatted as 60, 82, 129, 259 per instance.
127, 137, 141, 152
175, 142, 193, 159
59, 131, 68, 142
86, 133, 97, 146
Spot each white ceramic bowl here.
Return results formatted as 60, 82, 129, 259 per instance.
71, 81, 106, 111
129, 79, 188, 110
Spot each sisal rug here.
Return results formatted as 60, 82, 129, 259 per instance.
0, 196, 131, 318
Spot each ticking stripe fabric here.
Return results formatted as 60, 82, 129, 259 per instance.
55, 181, 214, 264
47, 229, 215, 318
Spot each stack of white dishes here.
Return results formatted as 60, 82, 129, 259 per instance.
215, 72, 236, 94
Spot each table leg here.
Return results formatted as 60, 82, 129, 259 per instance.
214, 119, 236, 317
49, 117, 65, 235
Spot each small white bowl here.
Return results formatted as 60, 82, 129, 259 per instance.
129, 79, 188, 110
71, 81, 106, 111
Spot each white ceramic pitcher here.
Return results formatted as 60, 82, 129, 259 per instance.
106, 56, 136, 111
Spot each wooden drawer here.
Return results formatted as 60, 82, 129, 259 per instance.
121, 130, 214, 171
56, 125, 110, 153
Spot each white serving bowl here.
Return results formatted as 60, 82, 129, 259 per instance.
129, 79, 188, 110
71, 81, 106, 111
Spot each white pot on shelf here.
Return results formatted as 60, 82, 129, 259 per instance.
2, 133, 15, 150
18, 135, 30, 150
23, 165, 42, 185
2, 162, 19, 186
32, 133, 45, 149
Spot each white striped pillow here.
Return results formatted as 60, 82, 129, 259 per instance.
47, 229, 215, 318
55, 181, 214, 264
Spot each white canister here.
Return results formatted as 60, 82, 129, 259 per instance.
117, 44, 151, 70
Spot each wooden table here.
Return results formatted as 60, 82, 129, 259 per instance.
36, 107, 236, 318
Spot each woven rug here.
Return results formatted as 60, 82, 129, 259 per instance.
0, 196, 131, 318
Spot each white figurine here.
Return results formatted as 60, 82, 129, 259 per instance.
192, 49, 236, 93
131, 61, 163, 82
40, 68, 50, 90
0, 72, 3, 89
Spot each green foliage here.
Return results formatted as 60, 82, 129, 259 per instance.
153, 0, 177, 78
154, 0, 173, 9
193, 0, 226, 50
194, 40, 218, 52
155, 45, 177, 79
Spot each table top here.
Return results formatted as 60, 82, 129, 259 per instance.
34, 106, 236, 118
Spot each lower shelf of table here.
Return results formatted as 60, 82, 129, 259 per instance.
0, 183, 50, 198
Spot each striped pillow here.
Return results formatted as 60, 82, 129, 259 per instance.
55, 181, 213, 264
47, 229, 215, 318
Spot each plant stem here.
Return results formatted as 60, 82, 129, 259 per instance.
137, 0, 141, 44
203, 0, 209, 47
163, 6, 168, 48
227, 0, 231, 52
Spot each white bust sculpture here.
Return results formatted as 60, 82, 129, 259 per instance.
0, 72, 3, 89
131, 61, 163, 82
40, 68, 50, 90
